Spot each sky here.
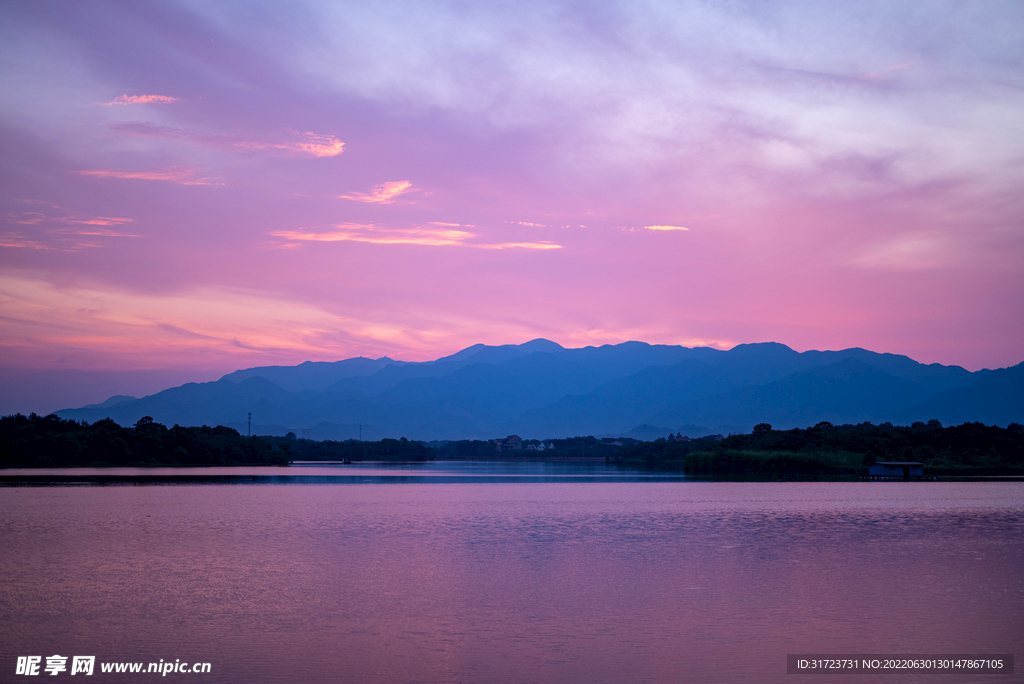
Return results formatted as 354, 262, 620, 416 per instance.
2, 0, 1023, 396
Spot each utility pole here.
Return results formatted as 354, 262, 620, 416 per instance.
359, 423, 362, 441
248, 412, 251, 437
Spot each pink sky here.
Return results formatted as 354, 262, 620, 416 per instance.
1, 1, 1022, 378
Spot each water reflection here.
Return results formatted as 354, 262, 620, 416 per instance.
0, 476, 1021, 683
0, 460, 690, 485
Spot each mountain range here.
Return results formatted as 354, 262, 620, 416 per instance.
53, 340, 1023, 440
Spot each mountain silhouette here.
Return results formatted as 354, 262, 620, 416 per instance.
53, 340, 1019, 440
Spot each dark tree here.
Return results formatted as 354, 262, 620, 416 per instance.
0, 414, 289, 467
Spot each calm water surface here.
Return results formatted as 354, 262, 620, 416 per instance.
1, 462, 1021, 683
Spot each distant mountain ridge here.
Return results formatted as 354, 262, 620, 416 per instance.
52, 340, 1022, 440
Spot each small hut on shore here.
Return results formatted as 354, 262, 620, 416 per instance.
867, 461, 926, 480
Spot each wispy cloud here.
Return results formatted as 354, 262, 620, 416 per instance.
339, 180, 412, 203
0, 232, 48, 250
157, 322, 220, 341
1, 209, 139, 251
101, 94, 179, 106
861, 61, 918, 80
473, 242, 563, 250
281, 131, 345, 157
112, 123, 344, 158
6, 211, 133, 227
644, 225, 689, 231
4, 209, 138, 241
0, 274, 391, 367
237, 131, 346, 157
54, 227, 139, 238
851, 234, 952, 271
274, 224, 473, 247
69, 217, 133, 226
273, 224, 561, 250
78, 169, 219, 185
111, 122, 191, 140
6, 212, 47, 225
0, 231, 122, 252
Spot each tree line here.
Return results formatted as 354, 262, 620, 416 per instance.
1, 413, 290, 467
5, 412, 1022, 474
609, 421, 1024, 476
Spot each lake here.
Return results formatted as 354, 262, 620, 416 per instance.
1, 462, 1021, 683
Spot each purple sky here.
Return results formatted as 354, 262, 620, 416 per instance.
2, 1, 1022, 381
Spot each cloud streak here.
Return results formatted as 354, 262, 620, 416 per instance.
0, 232, 48, 250
851, 234, 953, 271
280, 131, 345, 157
101, 94, 179, 106
71, 217, 133, 226
275, 224, 470, 247
273, 224, 561, 250
54, 228, 139, 238
6, 211, 133, 227
1, 220, 138, 251
3, 209, 139, 246
861, 61, 918, 80
339, 180, 412, 203
78, 169, 219, 185
112, 123, 344, 158
644, 225, 689, 232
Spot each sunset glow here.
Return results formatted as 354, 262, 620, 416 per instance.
1, 1, 1021, 375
